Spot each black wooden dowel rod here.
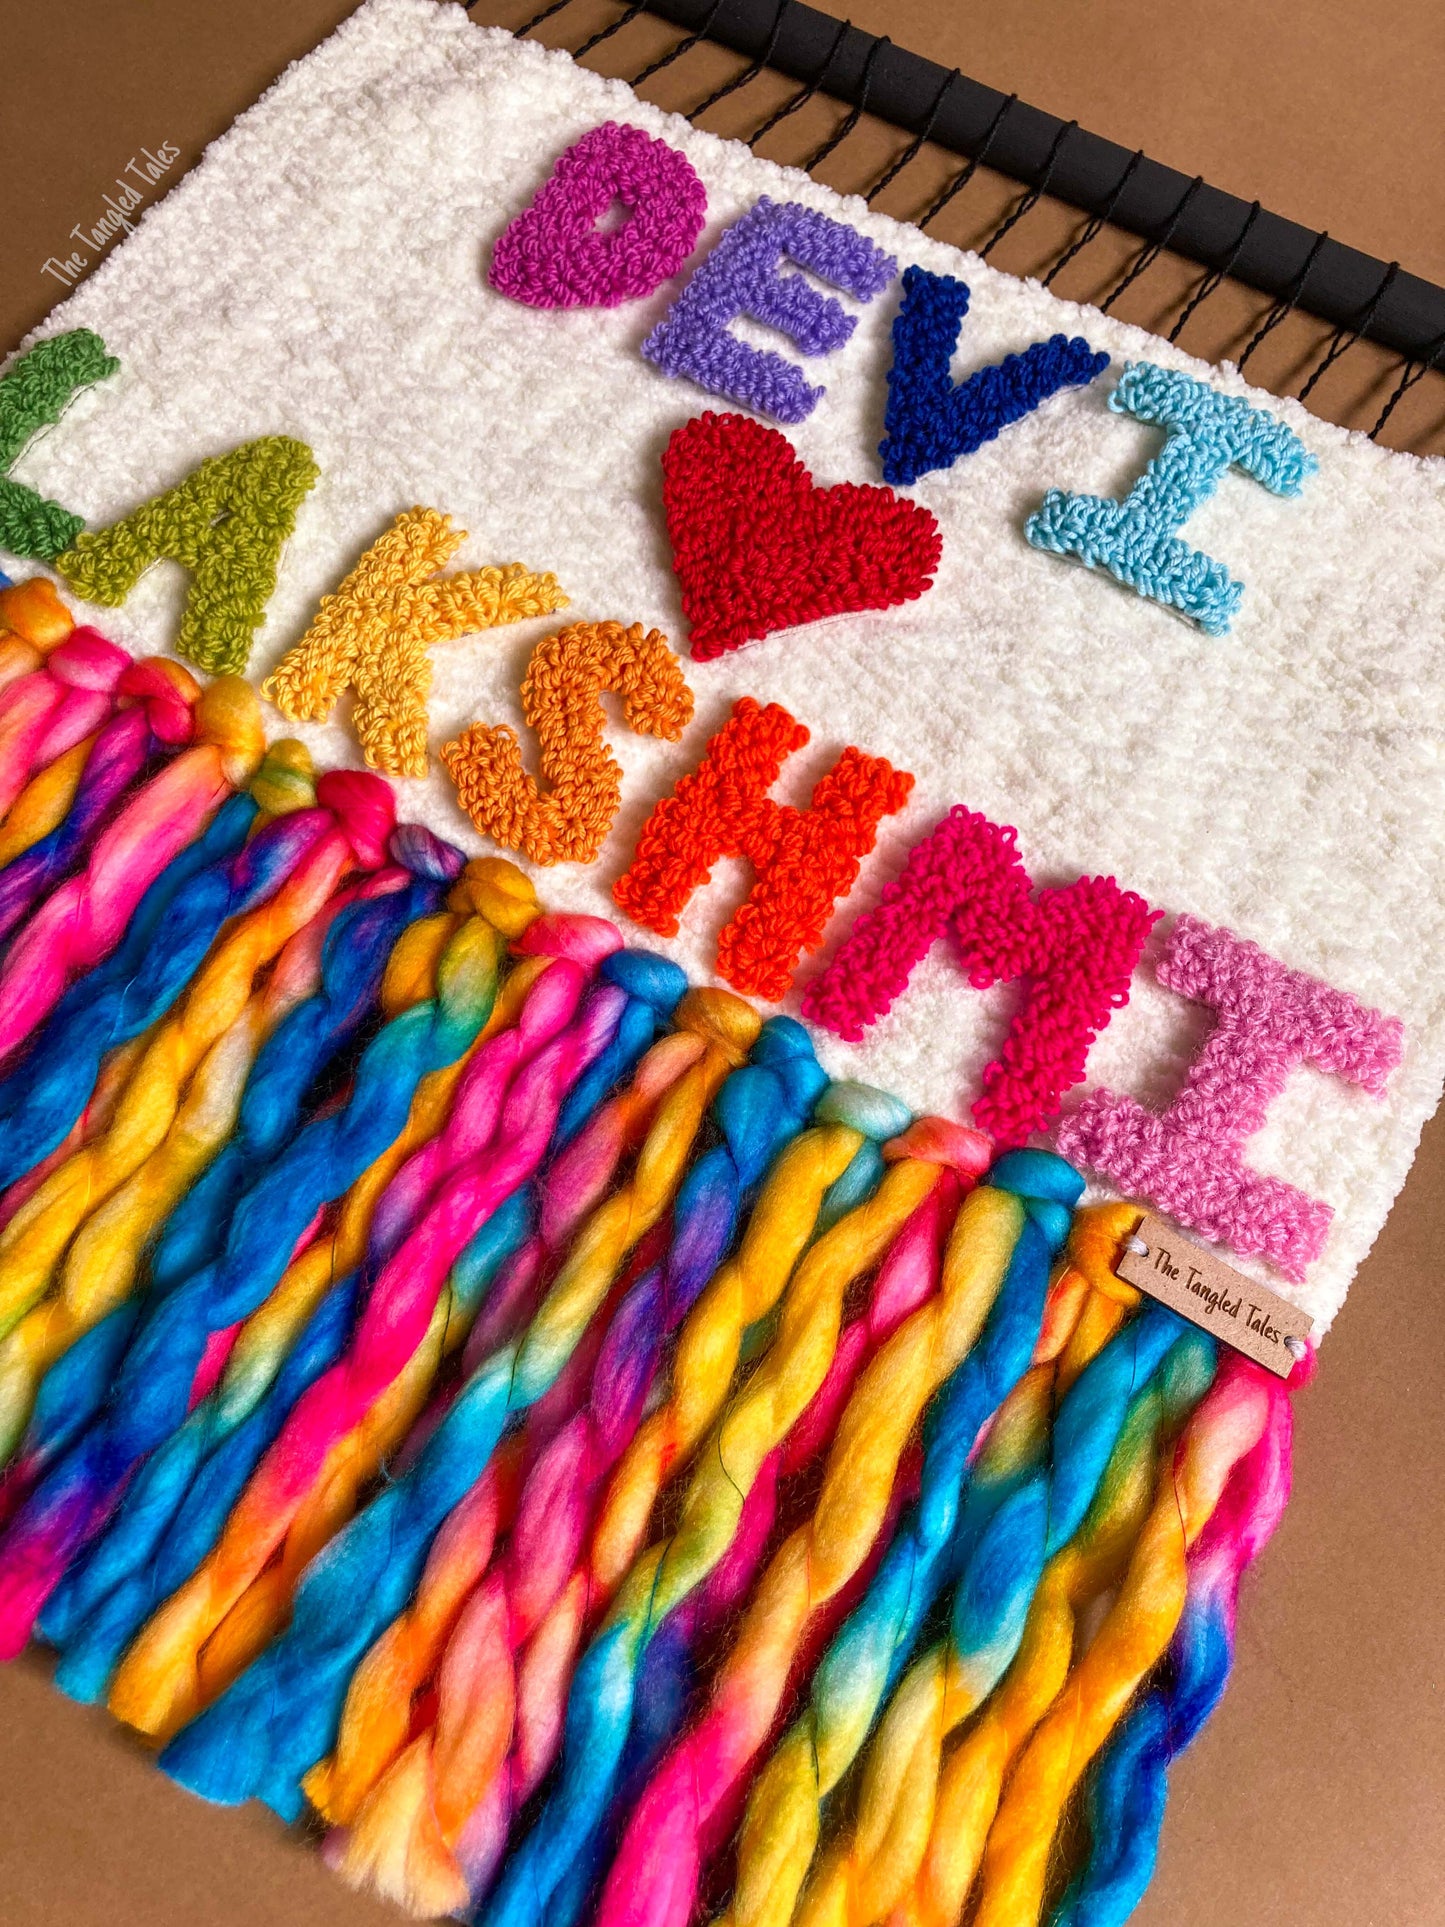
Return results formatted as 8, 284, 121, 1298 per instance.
631, 0, 1444, 363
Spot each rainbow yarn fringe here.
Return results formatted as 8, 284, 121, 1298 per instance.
0, 582, 1307, 1927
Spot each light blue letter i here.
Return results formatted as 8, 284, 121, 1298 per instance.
1025, 362, 1315, 634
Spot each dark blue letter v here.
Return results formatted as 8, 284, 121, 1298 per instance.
880, 266, 1107, 486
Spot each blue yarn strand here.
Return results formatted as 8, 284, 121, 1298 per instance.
50, 1188, 533, 1702
1049, 1528, 1239, 1926
157, 1003, 830, 1820
0, 791, 258, 1185
147, 874, 439, 1295
490, 1152, 1076, 1927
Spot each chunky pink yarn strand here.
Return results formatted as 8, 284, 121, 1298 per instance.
0, 749, 240, 1068
0, 628, 130, 819
183, 926, 625, 1581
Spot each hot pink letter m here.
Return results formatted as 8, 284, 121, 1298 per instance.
802, 805, 1158, 1145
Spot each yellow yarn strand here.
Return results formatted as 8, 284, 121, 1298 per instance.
638, 1183, 1022, 1927
610, 1155, 944, 1642
776, 1211, 1142, 1927
0, 820, 355, 1350
969, 1374, 1275, 1927
0, 732, 92, 868
588, 1122, 870, 1607
893, 1350, 1214, 1927
693, 1183, 1025, 1753
0, 578, 74, 703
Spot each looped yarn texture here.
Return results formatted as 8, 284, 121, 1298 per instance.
1024, 361, 1315, 636
0, 330, 119, 560
1057, 913, 1402, 1279
801, 805, 1158, 1145
878, 266, 1108, 487
442, 619, 694, 864
614, 696, 915, 1003
262, 508, 568, 778
642, 198, 896, 424
661, 412, 942, 660
56, 438, 320, 675
490, 122, 707, 309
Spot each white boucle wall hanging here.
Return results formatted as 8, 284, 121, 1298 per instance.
0, 4, 1441, 1924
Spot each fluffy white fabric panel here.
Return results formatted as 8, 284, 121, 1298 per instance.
7, 0, 1445, 1333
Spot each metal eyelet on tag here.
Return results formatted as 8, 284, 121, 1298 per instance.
1114, 1212, 1312, 1378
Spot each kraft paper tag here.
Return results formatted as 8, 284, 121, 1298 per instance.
1115, 1213, 1312, 1379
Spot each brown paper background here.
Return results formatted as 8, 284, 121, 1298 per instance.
0, 3, 1442, 1922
